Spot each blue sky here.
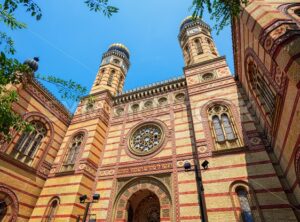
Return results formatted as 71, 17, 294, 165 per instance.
5, 0, 233, 109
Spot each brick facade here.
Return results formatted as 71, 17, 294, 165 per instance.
0, 1, 300, 221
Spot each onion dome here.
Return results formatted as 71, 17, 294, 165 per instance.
24, 57, 39, 72
179, 16, 211, 31
108, 43, 130, 59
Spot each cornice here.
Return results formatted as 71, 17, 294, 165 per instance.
183, 56, 227, 71
114, 76, 187, 105
0, 152, 48, 180
25, 79, 72, 125
102, 50, 130, 68
178, 20, 211, 41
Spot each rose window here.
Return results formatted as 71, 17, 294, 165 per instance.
129, 123, 164, 155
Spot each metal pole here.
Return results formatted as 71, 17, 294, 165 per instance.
82, 202, 91, 222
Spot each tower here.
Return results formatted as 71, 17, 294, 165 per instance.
178, 16, 219, 66
90, 43, 130, 96
28, 43, 131, 221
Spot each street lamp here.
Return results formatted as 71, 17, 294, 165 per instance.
79, 194, 100, 222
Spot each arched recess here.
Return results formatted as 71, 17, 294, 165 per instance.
0, 184, 19, 222
42, 196, 60, 222
278, 3, 300, 26
200, 99, 247, 153
229, 180, 264, 222
7, 112, 54, 168
58, 129, 88, 172
111, 177, 173, 222
244, 49, 282, 137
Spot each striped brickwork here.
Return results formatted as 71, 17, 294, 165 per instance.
232, 0, 300, 215
185, 55, 297, 221
29, 91, 112, 221
1, 2, 300, 220
95, 84, 202, 221
0, 79, 70, 221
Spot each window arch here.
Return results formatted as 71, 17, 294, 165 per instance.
13, 120, 47, 159
43, 197, 60, 222
206, 38, 217, 55
201, 73, 215, 82
117, 75, 124, 94
208, 104, 242, 151
236, 187, 255, 222
194, 38, 203, 54
230, 182, 263, 222
107, 70, 115, 86
184, 45, 191, 64
247, 60, 276, 121
96, 69, 105, 86
279, 3, 300, 24
63, 132, 85, 170
0, 185, 19, 222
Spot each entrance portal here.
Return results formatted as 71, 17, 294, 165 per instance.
127, 190, 160, 222
112, 177, 172, 221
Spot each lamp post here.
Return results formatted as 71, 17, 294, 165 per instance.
79, 194, 100, 222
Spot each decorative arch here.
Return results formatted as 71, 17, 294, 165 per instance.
6, 112, 54, 168
59, 129, 88, 172
42, 196, 60, 222
245, 48, 282, 93
278, 3, 300, 25
229, 180, 264, 222
200, 99, 246, 152
111, 177, 172, 222
0, 184, 19, 222
245, 50, 279, 130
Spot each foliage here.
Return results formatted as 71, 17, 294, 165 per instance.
35, 74, 87, 102
0, 52, 34, 141
85, 0, 118, 17
191, 0, 248, 33
0, 0, 116, 141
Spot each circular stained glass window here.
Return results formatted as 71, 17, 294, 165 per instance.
129, 123, 164, 156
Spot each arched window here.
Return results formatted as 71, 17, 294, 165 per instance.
43, 198, 59, 222
206, 38, 217, 55
113, 58, 120, 65
184, 45, 191, 64
131, 104, 139, 112
208, 104, 241, 151
201, 73, 214, 82
194, 38, 203, 54
236, 187, 255, 222
14, 120, 47, 159
0, 186, 18, 222
96, 69, 105, 86
117, 75, 124, 94
107, 70, 115, 86
212, 116, 225, 142
64, 133, 84, 167
0, 199, 8, 221
248, 61, 276, 121
221, 114, 236, 140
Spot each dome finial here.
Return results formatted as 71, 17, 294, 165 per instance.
24, 57, 39, 72
179, 15, 210, 31
108, 43, 130, 59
